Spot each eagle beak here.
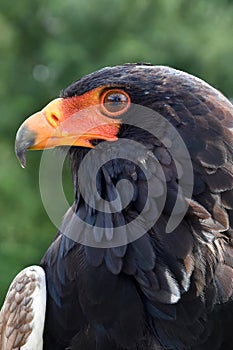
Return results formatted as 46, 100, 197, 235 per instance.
15, 96, 120, 168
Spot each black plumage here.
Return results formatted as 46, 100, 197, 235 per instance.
17, 64, 233, 349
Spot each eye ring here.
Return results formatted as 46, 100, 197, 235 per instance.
100, 89, 131, 117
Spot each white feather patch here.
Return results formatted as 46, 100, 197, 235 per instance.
0, 265, 46, 350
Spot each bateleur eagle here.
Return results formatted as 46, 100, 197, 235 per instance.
1, 63, 233, 349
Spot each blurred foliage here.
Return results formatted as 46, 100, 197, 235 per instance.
0, 0, 233, 306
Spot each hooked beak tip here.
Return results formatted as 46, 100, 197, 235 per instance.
16, 148, 27, 168
15, 124, 37, 168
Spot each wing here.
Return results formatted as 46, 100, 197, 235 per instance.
0, 266, 46, 350
127, 73, 233, 349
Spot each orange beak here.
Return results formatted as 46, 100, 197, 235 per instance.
15, 90, 120, 167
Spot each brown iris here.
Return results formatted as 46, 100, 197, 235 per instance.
100, 89, 131, 117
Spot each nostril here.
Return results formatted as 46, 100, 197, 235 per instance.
42, 98, 63, 128
48, 113, 60, 127
51, 113, 59, 122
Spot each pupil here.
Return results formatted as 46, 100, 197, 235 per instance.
109, 94, 122, 103
105, 93, 127, 112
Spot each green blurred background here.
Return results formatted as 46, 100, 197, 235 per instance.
0, 0, 233, 306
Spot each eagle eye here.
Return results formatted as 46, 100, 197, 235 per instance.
100, 89, 130, 117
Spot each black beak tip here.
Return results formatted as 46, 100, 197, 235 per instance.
15, 147, 27, 168
15, 125, 37, 168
